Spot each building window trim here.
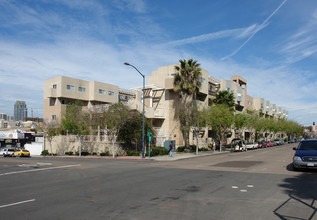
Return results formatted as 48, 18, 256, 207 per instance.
99, 89, 106, 94
78, 87, 86, 92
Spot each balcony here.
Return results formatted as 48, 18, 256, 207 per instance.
145, 107, 165, 119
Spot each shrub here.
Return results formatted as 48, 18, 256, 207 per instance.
199, 147, 208, 151
65, 151, 73, 155
41, 150, 50, 156
100, 152, 110, 156
176, 146, 185, 152
189, 145, 196, 152
127, 150, 140, 156
147, 147, 169, 156
81, 152, 89, 156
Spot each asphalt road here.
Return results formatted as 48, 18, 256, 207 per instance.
0, 143, 316, 220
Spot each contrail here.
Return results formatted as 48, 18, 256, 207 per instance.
221, 0, 288, 61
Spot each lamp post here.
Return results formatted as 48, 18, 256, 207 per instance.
124, 62, 145, 158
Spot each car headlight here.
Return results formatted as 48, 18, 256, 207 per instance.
293, 156, 302, 161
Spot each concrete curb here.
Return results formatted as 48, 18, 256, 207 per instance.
37, 150, 231, 162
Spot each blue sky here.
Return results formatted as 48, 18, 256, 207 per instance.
0, 0, 317, 126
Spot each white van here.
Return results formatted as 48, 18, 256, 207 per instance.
0, 148, 15, 157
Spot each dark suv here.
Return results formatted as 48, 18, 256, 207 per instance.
293, 139, 317, 170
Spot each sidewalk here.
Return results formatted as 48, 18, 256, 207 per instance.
145, 150, 230, 161
40, 150, 230, 161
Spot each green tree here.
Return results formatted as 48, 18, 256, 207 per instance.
234, 113, 249, 138
118, 111, 154, 152
213, 90, 235, 109
60, 102, 90, 136
43, 120, 61, 156
60, 102, 90, 156
103, 102, 130, 158
173, 59, 202, 148
204, 104, 234, 152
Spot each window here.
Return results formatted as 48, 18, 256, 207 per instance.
61, 100, 73, 105
50, 98, 56, 106
52, 84, 57, 89
99, 89, 105, 94
52, 115, 56, 120
66, 85, 75, 90
108, 91, 115, 96
78, 87, 86, 92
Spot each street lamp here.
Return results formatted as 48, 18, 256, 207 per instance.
124, 62, 145, 158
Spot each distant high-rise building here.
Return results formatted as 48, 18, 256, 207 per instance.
0, 113, 8, 120
14, 101, 27, 121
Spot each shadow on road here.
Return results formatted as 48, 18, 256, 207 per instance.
274, 163, 317, 219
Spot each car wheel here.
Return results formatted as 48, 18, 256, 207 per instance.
292, 164, 299, 171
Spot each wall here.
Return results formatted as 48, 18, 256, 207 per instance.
44, 135, 125, 156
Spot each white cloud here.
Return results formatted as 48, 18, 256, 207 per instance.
278, 10, 317, 63
112, 0, 147, 13
221, 0, 288, 61
161, 25, 257, 47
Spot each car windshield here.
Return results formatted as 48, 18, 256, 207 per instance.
298, 141, 317, 150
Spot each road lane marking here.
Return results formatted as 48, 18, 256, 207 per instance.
232, 186, 239, 189
0, 164, 81, 176
0, 199, 35, 208
247, 185, 254, 188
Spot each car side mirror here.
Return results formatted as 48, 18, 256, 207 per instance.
293, 147, 297, 150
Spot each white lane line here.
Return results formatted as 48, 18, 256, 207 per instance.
232, 186, 239, 189
247, 185, 254, 188
0, 164, 81, 176
0, 199, 35, 208
240, 190, 247, 192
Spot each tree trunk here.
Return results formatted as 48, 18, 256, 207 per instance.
184, 131, 190, 149
112, 139, 115, 158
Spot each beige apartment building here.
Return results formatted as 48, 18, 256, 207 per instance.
43, 65, 288, 148
43, 76, 135, 121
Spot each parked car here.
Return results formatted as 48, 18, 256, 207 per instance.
258, 141, 267, 148
288, 139, 295, 143
271, 141, 277, 146
0, 148, 15, 157
266, 141, 273, 147
246, 142, 258, 149
274, 139, 281, 145
293, 139, 317, 170
13, 149, 30, 157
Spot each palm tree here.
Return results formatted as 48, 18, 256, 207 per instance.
174, 59, 202, 103
173, 59, 202, 148
213, 90, 235, 109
